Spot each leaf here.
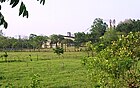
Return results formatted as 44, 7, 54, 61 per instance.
23, 10, 26, 17
19, 2, 29, 18
40, 0, 45, 5
10, 0, 14, 5
0, 20, 3, 25
4, 22, 8, 29
42, 0, 45, 5
12, 0, 19, 8
26, 11, 29, 18
0, 17, 4, 25
19, 2, 24, 16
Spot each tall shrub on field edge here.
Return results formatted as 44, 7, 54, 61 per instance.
84, 32, 140, 88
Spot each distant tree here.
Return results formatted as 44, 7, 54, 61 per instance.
34, 35, 48, 50
74, 32, 86, 47
116, 19, 140, 34
0, 0, 45, 29
89, 18, 108, 43
50, 34, 59, 48
57, 35, 64, 48
29, 34, 48, 50
0, 36, 7, 49
29, 34, 38, 50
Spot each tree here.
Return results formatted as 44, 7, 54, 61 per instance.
29, 34, 38, 50
34, 35, 48, 50
89, 18, 108, 43
0, 0, 45, 29
50, 34, 59, 48
29, 34, 48, 50
93, 28, 119, 52
116, 19, 140, 34
57, 35, 64, 48
74, 32, 87, 47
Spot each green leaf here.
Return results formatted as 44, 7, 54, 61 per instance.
12, 0, 19, 8
23, 11, 26, 17
0, 16, 4, 25
10, 0, 14, 5
0, 20, 3, 25
4, 22, 8, 29
23, 10, 27, 17
19, 2, 24, 16
26, 11, 29, 18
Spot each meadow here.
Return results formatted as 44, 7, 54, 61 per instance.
0, 51, 91, 88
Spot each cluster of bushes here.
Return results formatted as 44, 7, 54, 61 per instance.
83, 32, 140, 87
83, 19, 140, 88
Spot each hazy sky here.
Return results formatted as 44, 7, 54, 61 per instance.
1, 0, 140, 37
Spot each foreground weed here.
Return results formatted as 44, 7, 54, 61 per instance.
30, 74, 42, 88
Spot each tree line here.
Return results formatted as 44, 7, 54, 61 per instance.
0, 18, 140, 51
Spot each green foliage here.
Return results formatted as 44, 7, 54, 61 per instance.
5, 83, 14, 88
19, 2, 29, 18
74, 32, 87, 47
53, 47, 64, 56
0, 0, 46, 29
93, 28, 119, 52
30, 74, 41, 88
116, 19, 140, 34
84, 32, 140, 88
89, 18, 108, 43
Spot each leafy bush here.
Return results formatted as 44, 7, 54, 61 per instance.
84, 32, 140, 88
53, 47, 64, 56
30, 74, 42, 88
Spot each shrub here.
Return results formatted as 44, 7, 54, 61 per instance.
53, 47, 64, 56
84, 32, 140, 88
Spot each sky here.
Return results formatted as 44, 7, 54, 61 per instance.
1, 0, 140, 37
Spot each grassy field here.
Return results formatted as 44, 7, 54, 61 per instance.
0, 52, 91, 88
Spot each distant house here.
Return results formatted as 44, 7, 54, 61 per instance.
64, 36, 75, 41
64, 32, 75, 41
42, 32, 75, 48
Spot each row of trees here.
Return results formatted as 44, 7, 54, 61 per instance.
0, 33, 74, 51
0, 18, 106, 51
1, 18, 140, 51
0, 34, 47, 51
75, 18, 140, 48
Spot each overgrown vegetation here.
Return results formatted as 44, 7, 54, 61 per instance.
83, 32, 140, 88
0, 18, 140, 87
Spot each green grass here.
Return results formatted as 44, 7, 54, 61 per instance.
0, 52, 91, 88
